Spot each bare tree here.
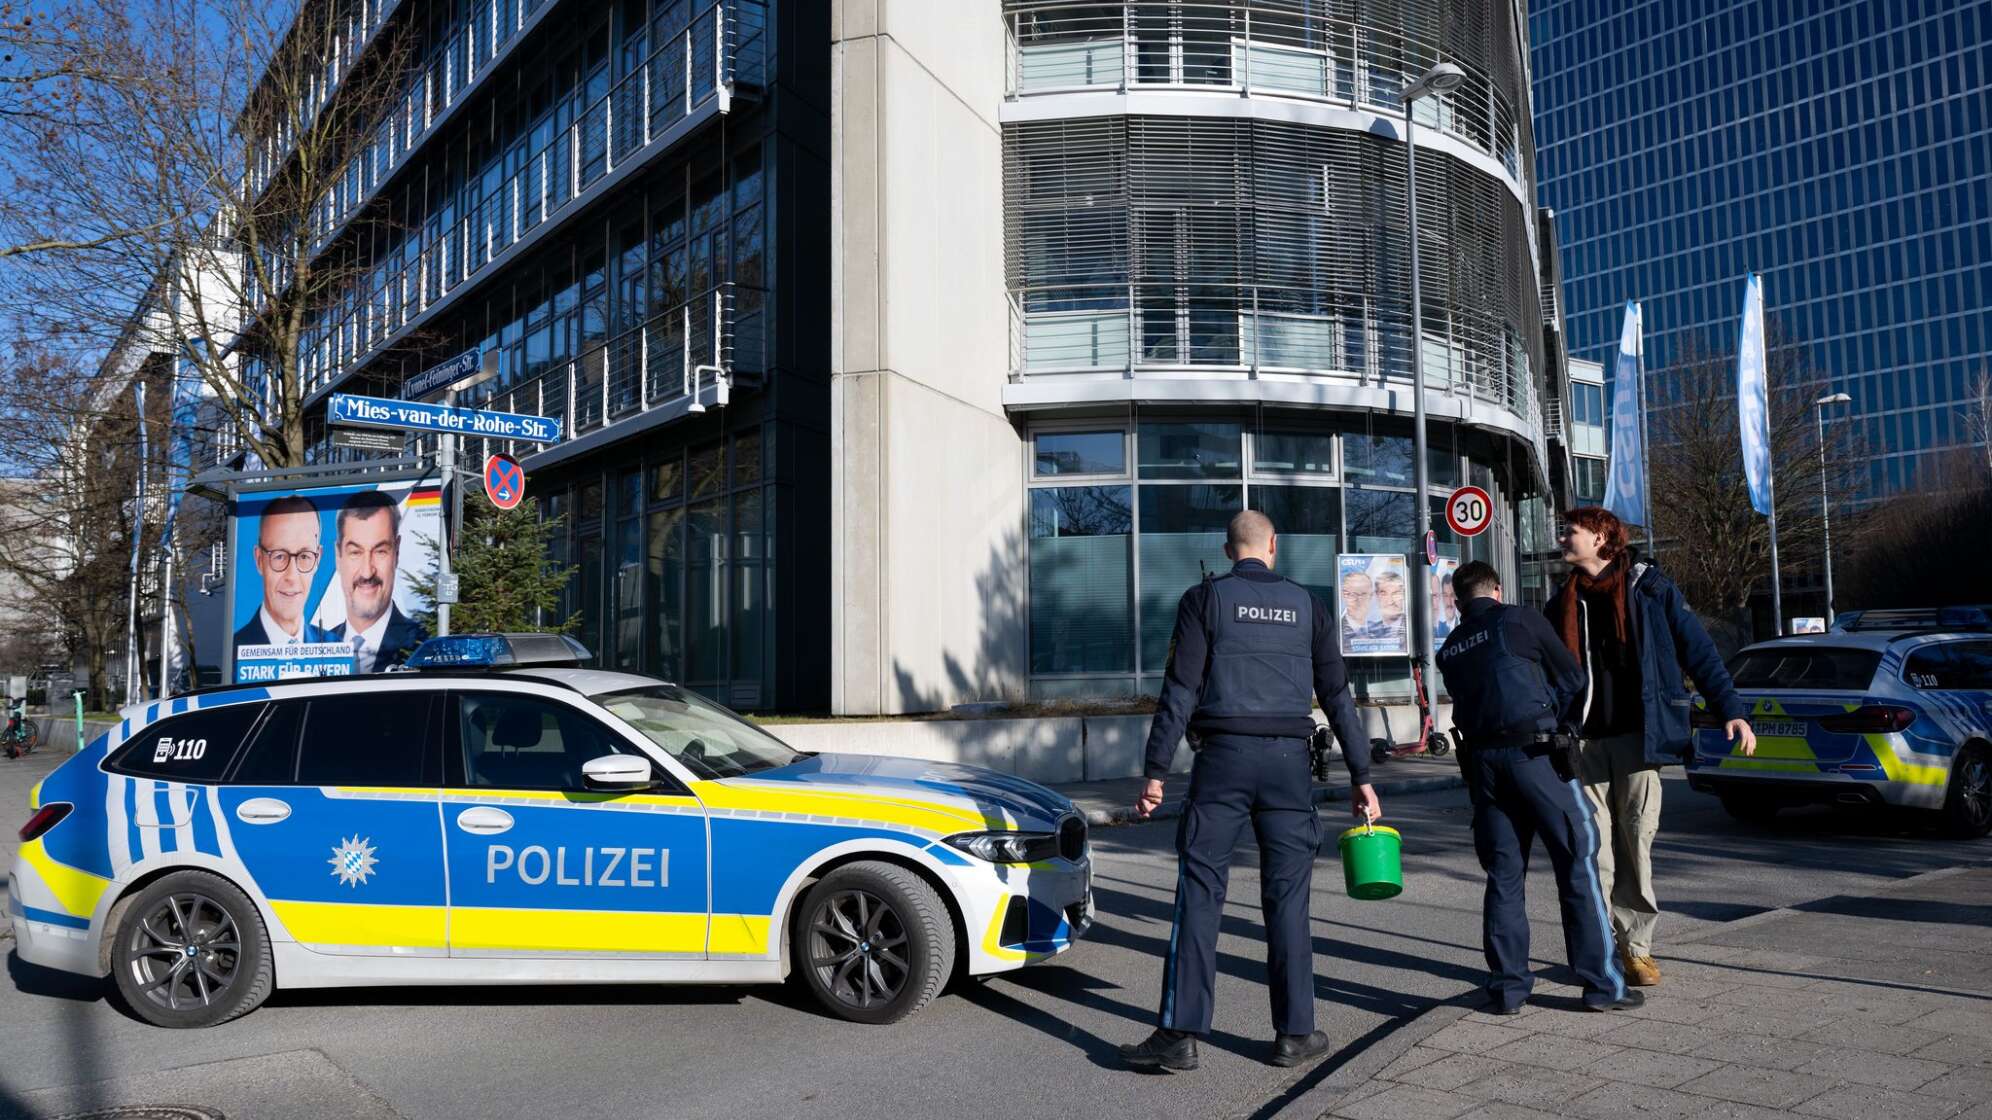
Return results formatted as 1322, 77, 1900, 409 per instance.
1644, 325, 1868, 635
0, 0, 418, 467
1959, 366, 1992, 476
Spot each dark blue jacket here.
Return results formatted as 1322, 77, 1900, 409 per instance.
1142, 558, 1372, 785
1544, 559, 1748, 766
1438, 597, 1589, 747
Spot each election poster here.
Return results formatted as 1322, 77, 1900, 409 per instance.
1430, 557, 1462, 645
229, 478, 443, 684
1337, 553, 1411, 658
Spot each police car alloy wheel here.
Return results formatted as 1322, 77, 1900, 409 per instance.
110, 870, 274, 1029
1939, 745, 1992, 839
794, 861, 956, 1025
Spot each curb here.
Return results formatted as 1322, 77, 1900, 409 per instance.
1081, 771, 1463, 828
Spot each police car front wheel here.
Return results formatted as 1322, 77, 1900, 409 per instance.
110, 870, 274, 1029
794, 861, 956, 1025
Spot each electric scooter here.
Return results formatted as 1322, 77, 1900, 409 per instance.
1369, 660, 1452, 764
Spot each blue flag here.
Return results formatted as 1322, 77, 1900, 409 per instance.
1602, 302, 1647, 527
1737, 274, 1772, 516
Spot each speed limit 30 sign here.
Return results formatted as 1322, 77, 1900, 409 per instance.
1445, 485, 1494, 537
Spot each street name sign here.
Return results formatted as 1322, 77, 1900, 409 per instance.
484, 454, 525, 510
331, 427, 405, 453
404, 348, 494, 400
329, 392, 562, 443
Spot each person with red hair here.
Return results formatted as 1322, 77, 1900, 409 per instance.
1545, 508, 1757, 987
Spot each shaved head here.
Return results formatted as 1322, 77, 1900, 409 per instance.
1227, 510, 1275, 551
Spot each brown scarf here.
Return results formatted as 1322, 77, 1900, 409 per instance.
1558, 559, 1629, 659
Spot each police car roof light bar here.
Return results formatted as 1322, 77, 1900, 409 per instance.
405, 633, 593, 670
1839, 606, 1992, 633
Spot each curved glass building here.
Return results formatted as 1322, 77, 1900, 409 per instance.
981, 0, 1566, 698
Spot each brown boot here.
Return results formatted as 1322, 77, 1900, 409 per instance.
1622, 950, 1661, 987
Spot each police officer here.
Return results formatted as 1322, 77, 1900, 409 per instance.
1119, 511, 1379, 1073
1435, 561, 1641, 1014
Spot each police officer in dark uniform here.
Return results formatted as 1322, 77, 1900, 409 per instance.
1435, 561, 1641, 1014
1119, 511, 1379, 1073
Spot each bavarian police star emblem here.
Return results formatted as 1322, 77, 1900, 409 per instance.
329, 835, 380, 888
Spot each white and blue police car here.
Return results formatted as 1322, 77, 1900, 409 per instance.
1687, 608, 1992, 838
7, 634, 1093, 1027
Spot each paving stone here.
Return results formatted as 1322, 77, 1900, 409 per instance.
1675, 1065, 1832, 1110
1688, 1031, 1835, 1072
1919, 1067, 1992, 1103
1332, 1083, 1481, 1120
1566, 1080, 1708, 1120
1699, 1005, 1828, 1039
1396, 1052, 1517, 1093
1486, 1033, 1625, 1073
1452, 1105, 1567, 1120
1374, 1044, 1450, 1083
1462, 1065, 1606, 1107
1797, 1017, 1949, 1056
1905, 1008, 1992, 1037
1910, 1035, 1992, 1068
1523, 1006, 1655, 1038
1619, 998, 1732, 1025
1425, 1019, 1538, 1056
1794, 1047, 1951, 1092
1600, 1017, 1722, 1055
1793, 1083, 1970, 1120
1680, 1102, 1823, 1120
1579, 1046, 1723, 1090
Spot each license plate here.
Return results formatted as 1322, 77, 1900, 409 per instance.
1754, 720, 1809, 739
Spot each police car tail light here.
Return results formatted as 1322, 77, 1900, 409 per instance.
1819, 706, 1915, 734
18, 802, 71, 843
944, 831, 1061, 864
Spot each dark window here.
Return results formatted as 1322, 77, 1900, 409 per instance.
454, 691, 640, 790
108, 703, 267, 782
1729, 647, 1882, 691
293, 692, 438, 787
1903, 642, 1992, 691
230, 700, 303, 784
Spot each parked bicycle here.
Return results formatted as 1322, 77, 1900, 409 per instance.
3, 697, 40, 758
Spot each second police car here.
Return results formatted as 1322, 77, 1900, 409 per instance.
1686, 608, 1992, 838
6, 634, 1094, 1027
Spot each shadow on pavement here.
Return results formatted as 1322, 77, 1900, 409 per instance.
7, 951, 106, 1004
1790, 894, 1992, 925
965, 965, 1271, 1067
266, 982, 748, 1012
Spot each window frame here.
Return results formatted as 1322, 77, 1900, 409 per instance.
106, 702, 272, 783
233, 689, 444, 788
443, 687, 687, 794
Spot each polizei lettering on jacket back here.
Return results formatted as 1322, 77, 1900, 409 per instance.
486, 844, 670, 888
1234, 603, 1299, 625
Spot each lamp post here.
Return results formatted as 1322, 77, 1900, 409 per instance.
1814, 392, 1852, 625
1403, 61, 1464, 725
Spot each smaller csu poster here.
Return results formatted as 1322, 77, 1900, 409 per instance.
230, 480, 442, 684
1337, 553, 1411, 658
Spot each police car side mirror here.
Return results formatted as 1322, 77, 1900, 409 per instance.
582, 754, 655, 789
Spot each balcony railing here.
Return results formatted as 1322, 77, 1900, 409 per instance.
431, 282, 763, 463
1004, 2, 1524, 183
1007, 286, 1540, 433
291, 0, 766, 401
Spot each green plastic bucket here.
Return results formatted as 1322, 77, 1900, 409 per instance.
1338, 822, 1403, 900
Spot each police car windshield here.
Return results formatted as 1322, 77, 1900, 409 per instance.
594, 685, 803, 779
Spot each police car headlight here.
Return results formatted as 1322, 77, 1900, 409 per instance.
943, 831, 1060, 864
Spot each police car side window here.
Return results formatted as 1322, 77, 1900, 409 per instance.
107, 703, 267, 783
1946, 642, 1992, 691
294, 692, 439, 788
229, 700, 302, 784
455, 692, 632, 791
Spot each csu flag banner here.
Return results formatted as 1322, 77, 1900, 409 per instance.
1602, 301, 1647, 527
1737, 274, 1773, 516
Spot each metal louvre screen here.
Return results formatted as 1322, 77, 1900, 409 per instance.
1003, 112, 1544, 416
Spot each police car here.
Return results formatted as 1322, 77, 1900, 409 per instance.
7, 634, 1093, 1028
1686, 608, 1992, 838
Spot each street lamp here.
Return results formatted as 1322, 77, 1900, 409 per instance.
1403, 62, 1463, 726
1815, 392, 1852, 625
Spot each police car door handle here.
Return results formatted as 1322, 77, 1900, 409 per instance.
235, 798, 292, 825
456, 806, 515, 835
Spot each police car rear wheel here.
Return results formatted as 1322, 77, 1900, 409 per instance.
111, 871, 273, 1029
795, 862, 955, 1025
1938, 745, 1992, 839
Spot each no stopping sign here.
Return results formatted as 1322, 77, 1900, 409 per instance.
1445, 486, 1494, 537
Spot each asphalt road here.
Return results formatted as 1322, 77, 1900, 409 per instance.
4, 766, 1988, 1120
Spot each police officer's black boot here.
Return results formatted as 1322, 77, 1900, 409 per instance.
1269, 1030, 1331, 1067
1583, 989, 1646, 1012
1119, 1028, 1199, 1071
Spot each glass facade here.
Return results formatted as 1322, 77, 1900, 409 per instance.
1025, 412, 1504, 699
1532, 0, 1992, 501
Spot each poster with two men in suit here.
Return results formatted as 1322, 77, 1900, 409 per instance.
229, 479, 442, 684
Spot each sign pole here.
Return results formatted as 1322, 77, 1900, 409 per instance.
438, 385, 456, 638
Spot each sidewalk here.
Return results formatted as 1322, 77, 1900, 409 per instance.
1294, 864, 1992, 1120
1056, 753, 1463, 828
